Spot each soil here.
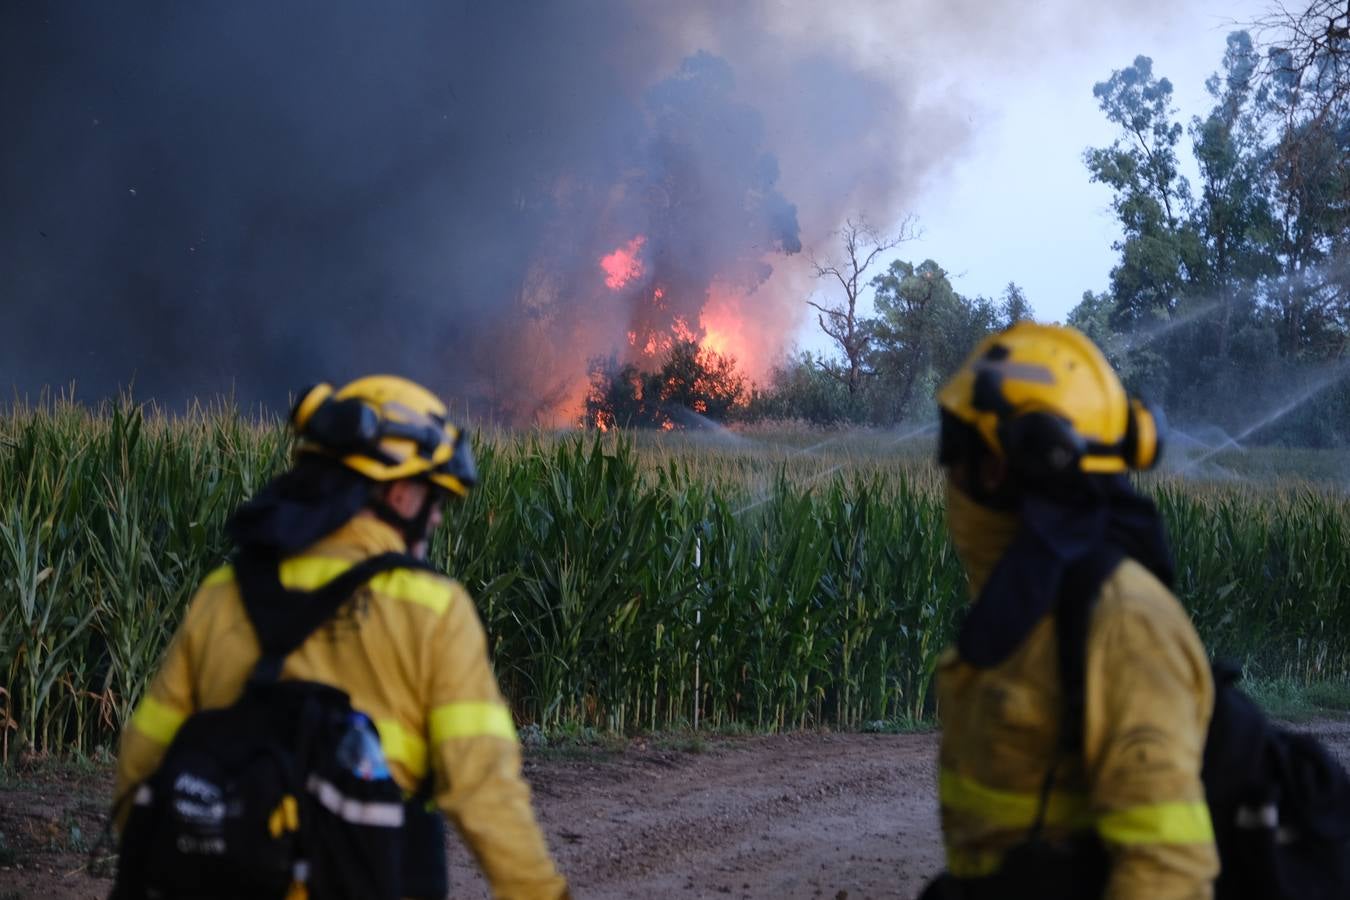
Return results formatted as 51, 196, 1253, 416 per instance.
2, 721, 1347, 900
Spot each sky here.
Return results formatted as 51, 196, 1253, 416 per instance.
0, 0, 1281, 413
799, 0, 1266, 346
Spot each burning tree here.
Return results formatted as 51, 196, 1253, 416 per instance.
584, 340, 748, 430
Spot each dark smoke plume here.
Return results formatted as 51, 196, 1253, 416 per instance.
1, 2, 1158, 422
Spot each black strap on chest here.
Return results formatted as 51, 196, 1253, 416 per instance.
1026, 546, 1126, 842
234, 549, 439, 684
1052, 547, 1126, 755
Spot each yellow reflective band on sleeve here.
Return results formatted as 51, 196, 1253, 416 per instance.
279, 556, 353, 591
130, 696, 187, 745
368, 569, 452, 615
1098, 801, 1215, 846
939, 768, 1093, 831
277, 557, 452, 615
201, 564, 235, 587
375, 718, 428, 780
430, 702, 518, 744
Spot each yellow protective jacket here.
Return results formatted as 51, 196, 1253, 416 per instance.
936, 555, 1220, 899
115, 515, 569, 900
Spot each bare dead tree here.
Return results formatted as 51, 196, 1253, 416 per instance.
1251, 1, 1350, 342
806, 216, 917, 397
1256, 1, 1350, 115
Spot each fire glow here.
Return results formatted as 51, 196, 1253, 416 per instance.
590, 233, 789, 427
698, 285, 750, 368
601, 237, 766, 369
599, 236, 646, 290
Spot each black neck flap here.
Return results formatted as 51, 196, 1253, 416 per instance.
226, 457, 373, 555
956, 474, 1174, 669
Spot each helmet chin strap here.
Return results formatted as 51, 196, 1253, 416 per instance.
370, 485, 438, 555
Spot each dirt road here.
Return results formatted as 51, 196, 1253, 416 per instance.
450, 732, 944, 900
3, 721, 1348, 900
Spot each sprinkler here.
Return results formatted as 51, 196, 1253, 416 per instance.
693, 533, 702, 731
731, 422, 936, 517
1178, 360, 1350, 475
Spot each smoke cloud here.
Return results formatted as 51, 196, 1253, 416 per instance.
0, 2, 1163, 422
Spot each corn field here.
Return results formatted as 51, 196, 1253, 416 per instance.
2, 400, 1349, 760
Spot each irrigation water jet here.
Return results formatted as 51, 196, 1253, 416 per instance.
1178, 360, 1350, 474
731, 422, 936, 517
666, 407, 751, 444
888, 421, 936, 446
1112, 298, 1227, 354
732, 462, 847, 517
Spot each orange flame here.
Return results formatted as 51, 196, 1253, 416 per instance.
671, 315, 698, 344
698, 283, 773, 381
577, 259, 792, 428
600, 235, 646, 290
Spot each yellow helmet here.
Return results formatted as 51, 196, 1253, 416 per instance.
289, 375, 477, 497
936, 322, 1160, 476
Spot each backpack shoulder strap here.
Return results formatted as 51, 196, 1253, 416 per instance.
235, 549, 440, 684
1021, 547, 1126, 844
1053, 546, 1125, 755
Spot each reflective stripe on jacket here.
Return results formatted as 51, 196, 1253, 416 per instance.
936, 557, 1219, 899
115, 515, 569, 900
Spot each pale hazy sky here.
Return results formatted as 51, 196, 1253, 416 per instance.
797, 0, 1265, 347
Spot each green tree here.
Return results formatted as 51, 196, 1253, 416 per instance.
1085, 55, 1199, 328
1078, 17, 1350, 444
869, 259, 1000, 423
1188, 31, 1279, 361
999, 282, 1034, 325
1258, 14, 1350, 361
1067, 290, 1116, 349
745, 350, 863, 425
1066, 291, 1171, 401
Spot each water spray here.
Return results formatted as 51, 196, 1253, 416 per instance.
1177, 360, 1350, 475
1113, 298, 1226, 354
887, 421, 937, 447
732, 463, 847, 517
731, 422, 936, 518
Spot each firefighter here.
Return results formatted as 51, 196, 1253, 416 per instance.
115, 375, 569, 900
923, 323, 1218, 899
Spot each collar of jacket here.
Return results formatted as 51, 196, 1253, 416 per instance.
946, 482, 1022, 599
303, 514, 409, 558
955, 475, 1175, 668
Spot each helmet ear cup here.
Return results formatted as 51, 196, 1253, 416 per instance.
998, 412, 1084, 481
1123, 399, 1162, 470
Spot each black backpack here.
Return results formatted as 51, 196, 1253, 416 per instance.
1054, 550, 1350, 900
110, 550, 442, 900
